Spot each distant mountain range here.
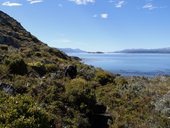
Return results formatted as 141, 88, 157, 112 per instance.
58, 47, 170, 54
58, 48, 106, 54
58, 48, 86, 53
115, 48, 170, 53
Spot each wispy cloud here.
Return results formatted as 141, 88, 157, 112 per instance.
143, 3, 156, 10
143, 3, 167, 10
93, 13, 109, 19
27, 0, 43, 4
100, 13, 108, 19
2, 1, 22, 6
115, 0, 125, 8
69, 0, 95, 5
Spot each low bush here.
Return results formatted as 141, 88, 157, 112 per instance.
45, 64, 58, 73
8, 59, 28, 75
28, 62, 46, 76
95, 70, 115, 85
0, 94, 55, 128
65, 78, 96, 113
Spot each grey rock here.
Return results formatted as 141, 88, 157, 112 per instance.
0, 82, 16, 95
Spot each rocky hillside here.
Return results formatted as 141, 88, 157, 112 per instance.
0, 11, 170, 128
0, 10, 115, 128
0, 10, 40, 48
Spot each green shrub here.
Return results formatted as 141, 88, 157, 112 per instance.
0, 95, 55, 128
28, 62, 46, 76
48, 48, 68, 59
65, 78, 96, 113
115, 77, 128, 86
12, 76, 29, 94
8, 59, 28, 75
77, 64, 96, 80
34, 52, 42, 57
45, 64, 58, 73
0, 64, 8, 76
95, 70, 115, 85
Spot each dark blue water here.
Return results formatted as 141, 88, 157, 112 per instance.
68, 53, 170, 76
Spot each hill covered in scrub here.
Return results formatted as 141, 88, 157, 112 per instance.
0, 11, 170, 128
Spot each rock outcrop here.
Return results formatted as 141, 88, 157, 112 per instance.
0, 10, 42, 48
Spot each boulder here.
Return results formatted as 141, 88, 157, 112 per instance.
0, 82, 16, 95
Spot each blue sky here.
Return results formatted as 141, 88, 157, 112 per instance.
0, 0, 170, 52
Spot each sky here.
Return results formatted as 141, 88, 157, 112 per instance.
0, 0, 170, 52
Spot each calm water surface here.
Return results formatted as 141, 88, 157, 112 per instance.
68, 53, 170, 76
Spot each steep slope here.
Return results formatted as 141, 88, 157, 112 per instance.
0, 10, 114, 128
0, 11, 170, 128
0, 10, 40, 48
0, 10, 69, 59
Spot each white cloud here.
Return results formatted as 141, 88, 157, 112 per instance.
2, 1, 22, 6
69, 0, 95, 5
93, 13, 109, 19
27, 0, 43, 4
100, 13, 108, 19
115, 0, 125, 8
143, 3, 156, 10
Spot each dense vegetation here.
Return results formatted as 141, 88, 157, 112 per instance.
0, 11, 170, 128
